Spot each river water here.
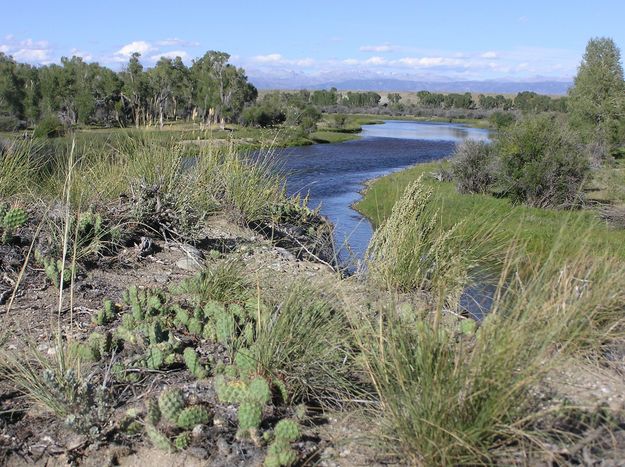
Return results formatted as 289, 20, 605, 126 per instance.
273, 120, 493, 318
276, 120, 490, 265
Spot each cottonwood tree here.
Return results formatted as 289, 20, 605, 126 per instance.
568, 37, 625, 145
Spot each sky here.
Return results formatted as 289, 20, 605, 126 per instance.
3, 0, 625, 82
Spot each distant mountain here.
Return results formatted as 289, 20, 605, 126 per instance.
249, 76, 572, 95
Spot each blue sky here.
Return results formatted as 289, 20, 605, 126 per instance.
3, 0, 625, 81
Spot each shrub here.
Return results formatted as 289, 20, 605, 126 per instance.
450, 140, 496, 194
496, 115, 590, 208
488, 111, 516, 129
33, 114, 66, 138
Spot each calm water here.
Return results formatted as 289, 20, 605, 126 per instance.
276, 120, 490, 264
274, 120, 493, 318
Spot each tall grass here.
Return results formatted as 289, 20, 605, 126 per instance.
366, 177, 502, 305
357, 194, 625, 464
250, 284, 359, 406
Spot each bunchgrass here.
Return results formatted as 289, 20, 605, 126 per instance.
250, 284, 360, 407
356, 230, 625, 464
366, 177, 503, 305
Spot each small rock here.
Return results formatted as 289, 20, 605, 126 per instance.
176, 258, 204, 272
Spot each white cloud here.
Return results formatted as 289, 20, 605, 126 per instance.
115, 40, 153, 59
252, 53, 284, 63
295, 58, 315, 67
13, 48, 51, 62
150, 50, 189, 61
480, 51, 498, 59
360, 44, 395, 53
156, 38, 200, 47
0, 44, 9, 53
365, 56, 387, 65
343, 58, 359, 65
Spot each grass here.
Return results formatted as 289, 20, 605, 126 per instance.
354, 179, 625, 464
356, 160, 625, 262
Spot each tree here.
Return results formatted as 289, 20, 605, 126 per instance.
121, 53, 150, 127
568, 37, 625, 145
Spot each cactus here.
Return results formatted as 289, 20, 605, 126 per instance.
158, 388, 185, 423
115, 325, 137, 345
88, 331, 113, 357
214, 375, 247, 404
176, 405, 211, 429
146, 399, 161, 425
1, 207, 27, 243
265, 439, 297, 467
187, 317, 204, 336
146, 346, 164, 370
237, 400, 263, 431
234, 349, 257, 376
274, 419, 299, 442
92, 299, 117, 326
183, 347, 208, 379
40, 255, 73, 289
248, 377, 271, 405
145, 423, 173, 452
148, 319, 167, 344
174, 307, 190, 327
174, 431, 192, 450
459, 318, 477, 336
70, 341, 99, 362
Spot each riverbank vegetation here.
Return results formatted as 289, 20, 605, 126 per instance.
2, 36, 625, 466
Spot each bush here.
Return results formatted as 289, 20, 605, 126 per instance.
0, 114, 25, 132
33, 114, 66, 138
450, 140, 496, 194
240, 104, 286, 128
496, 115, 590, 208
488, 111, 516, 129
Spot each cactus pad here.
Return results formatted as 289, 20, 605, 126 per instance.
176, 405, 211, 429
174, 431, 192, 450
274, 419, 299, 442
237, 401, 262, 431
158, 387, 185, 423
145, 423, 173, 451
2, 208, 27, 230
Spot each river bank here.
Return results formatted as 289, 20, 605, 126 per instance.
2, 125, 625, 465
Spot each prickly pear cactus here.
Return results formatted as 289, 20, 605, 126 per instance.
158, 388, 185, 423
187, 317, 204, 336
146, 346, 164, 370
146, 398, 161, 425
174, 431, 192, 450
92, 299, 117, 326
176, 405, 211, 429
234, 349, 257, 376
183, 347, 208, 379
274, 419, 299, 442
2, 207, 27, 230
237, 401, 263, 431
247, 377, 271, 405
214, 375, 247, 404
145, 423, 173, 452
148, 319, 167, 344
265, 438, 298, 466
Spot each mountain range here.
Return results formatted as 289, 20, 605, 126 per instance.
248, 72, 572, 95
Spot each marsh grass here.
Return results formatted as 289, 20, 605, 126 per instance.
251, 284, 360, 407
366, 177, 503, 305
357, 226, 625, 464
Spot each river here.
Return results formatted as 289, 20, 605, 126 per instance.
273, 120, 493, 318
276, 120, 490, 264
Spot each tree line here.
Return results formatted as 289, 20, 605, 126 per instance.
0, 51, 257, 130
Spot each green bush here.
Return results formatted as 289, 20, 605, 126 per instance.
33, 114, 65, 138
450, 140, 496, 194
496, 115, 590, 208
